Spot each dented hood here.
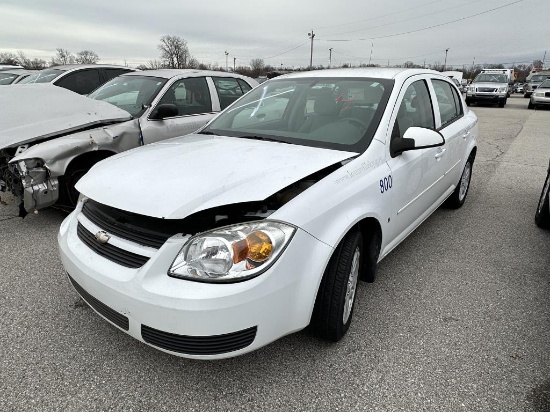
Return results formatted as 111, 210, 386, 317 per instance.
77, 134, 358, 219
0, 84, 132, 149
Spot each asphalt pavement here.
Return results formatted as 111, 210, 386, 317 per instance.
1, 94, 549, 411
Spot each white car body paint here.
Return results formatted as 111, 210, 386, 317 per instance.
59, 68, 478, 359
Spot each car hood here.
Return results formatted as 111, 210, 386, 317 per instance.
0, 84, 132, 149
77, 134, 358, 219
472, 82, 507, 89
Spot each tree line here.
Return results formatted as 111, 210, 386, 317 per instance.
1, 34, 545, 81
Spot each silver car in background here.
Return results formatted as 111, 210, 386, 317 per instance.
0, 70, 258, 216
528, 79, 550, 109
0, 69, 34, 85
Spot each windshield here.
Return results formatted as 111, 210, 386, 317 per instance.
473, 74, 508, 83
0, 72, 19, 85
530, 75, 550, 83
539, 79, 550, 88
88, 75, 168, 117
17, 69, 66, 84
201, 77, 393, 152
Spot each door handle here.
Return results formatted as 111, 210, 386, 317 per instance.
462, 131, 470, 139
435, 148, 446, 159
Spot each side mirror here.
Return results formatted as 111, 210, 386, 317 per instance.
391, 127, 445, 157
149, 103, 178, 120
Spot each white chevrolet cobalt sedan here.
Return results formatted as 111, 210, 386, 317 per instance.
58, 68, 478, 359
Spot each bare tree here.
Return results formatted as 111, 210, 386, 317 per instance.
75, 50, 99, 64
158, 35, 191, 68
51, 48, 74, 66
0, 52, 20, 65
147, 59, 165, 69
17, 50, 47, 69
188, 57, 200, 69
250, 58, 265, 77
533, 59, 543, 69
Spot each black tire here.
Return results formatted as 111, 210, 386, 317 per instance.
528, 101, 534, 109
62, 158, 100, 208
360, 229, 381, 283
444, 157, 473, 209
535, 170, 550, 229
312, 229, 363, 342
498, 98, 506, 108
524, 93, 529, 98
465, 99, 472, 107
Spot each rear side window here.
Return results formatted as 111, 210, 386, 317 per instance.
432, 79, 462, 127
55, 69, 101, 94
212, 77, 247, 110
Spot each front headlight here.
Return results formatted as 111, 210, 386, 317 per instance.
534, 91, 544, 97
466, 86, 474, 92
16, 158, 48, 186
498, 87, 507, 93
168, 221, 296, 283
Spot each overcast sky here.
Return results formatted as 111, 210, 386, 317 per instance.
0, 0, 548, 70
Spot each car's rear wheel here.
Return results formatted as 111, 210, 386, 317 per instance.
535, 169, 550, 229
444, 157, 473, 209
312, 229, 363, 342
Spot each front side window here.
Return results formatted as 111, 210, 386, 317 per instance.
392, 80, 435, 140
156, 77, 212, 116
88, 75, 167, 117
202, 77, 394, 152
432, 79, 462, 127
17, 69, 66, 84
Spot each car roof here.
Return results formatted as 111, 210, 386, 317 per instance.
271, 67, 444, 81
44, 64, 135, 71
122, 69, 254, 80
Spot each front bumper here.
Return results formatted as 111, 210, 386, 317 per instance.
531, 94, 550, 106
466, 92, 507, 102
58, 204, 334, 359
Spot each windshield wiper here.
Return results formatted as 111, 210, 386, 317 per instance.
198, 130, 219, 136
239, 135, 290, 144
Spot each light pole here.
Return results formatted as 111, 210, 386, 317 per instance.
225, 51, 229, 71
444, 48, 449, 71
329, 48, 333, 68
233, 57, 236, 72
308, 30, 315, 70
368, 39, 374, 66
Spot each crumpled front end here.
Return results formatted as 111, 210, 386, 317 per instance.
0, 147, 59, 217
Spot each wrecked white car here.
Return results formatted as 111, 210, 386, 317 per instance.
0, 70, 257, 216
59, 68, 477, 359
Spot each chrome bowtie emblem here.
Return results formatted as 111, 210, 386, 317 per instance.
95, 231, 110, 244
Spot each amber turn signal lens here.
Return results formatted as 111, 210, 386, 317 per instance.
247, 231, 273, 263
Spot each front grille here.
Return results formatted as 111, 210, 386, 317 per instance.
545, 92, 550, 98
141, 325, 257, 355
82, 200, 171, 249
68, 274, 129, 331
478, 87, 496, 92
77, 222, 149, 268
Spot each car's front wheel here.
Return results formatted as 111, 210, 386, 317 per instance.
444, 157, 473, 209
528, 100, 534, 109
535, 168, 550, 229
312, 229, 363, 342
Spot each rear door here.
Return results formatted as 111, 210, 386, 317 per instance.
429, 77, 470, 190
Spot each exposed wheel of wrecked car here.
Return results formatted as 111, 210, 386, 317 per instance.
535, 168, 550, 229
444, 157, 473, 209
312, 229, 363, 342
64, 157, 105, 208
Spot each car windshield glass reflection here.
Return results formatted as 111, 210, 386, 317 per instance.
539, 79, 550, 88
88, 76, 168, 117
0, 73, 18, 85
202, 77, 393, 152
474, 74, 507, 83
17, 69, 65, 84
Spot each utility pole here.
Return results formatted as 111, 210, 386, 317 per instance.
543, 50, 547, 67
444, 48, 449, 71
225, 51, 229, 71
233, 57, 236, 72
329, 48, 333, 68
308, 30, 315, 70
368, 39, 374, 66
